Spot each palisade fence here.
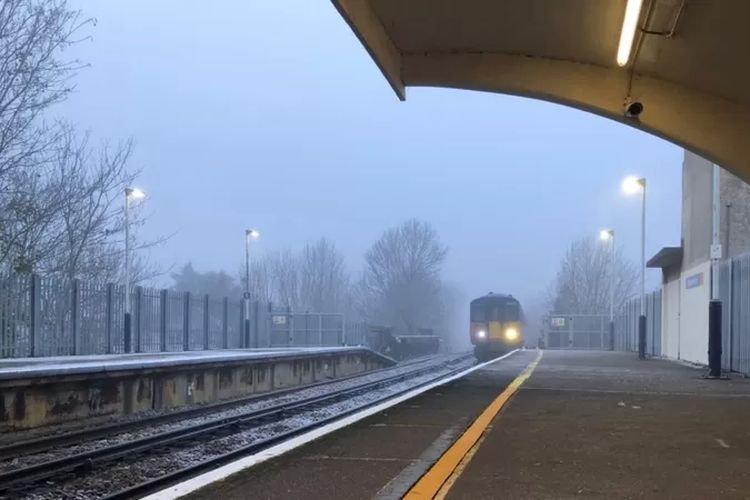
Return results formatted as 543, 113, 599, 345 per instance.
614, 252, 750, 375
718, 254, 750, 375
543, 292, 662, 352
543, 314, 611, 350
0, 272, 354, 358
614, 289, 662, 356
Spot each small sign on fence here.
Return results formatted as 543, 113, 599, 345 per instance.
272, 315, 288, 325
550, 317, 566, 328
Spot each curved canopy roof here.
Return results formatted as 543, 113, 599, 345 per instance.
332, 0, 750, 181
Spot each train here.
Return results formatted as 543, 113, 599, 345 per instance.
469, 292, 523, 361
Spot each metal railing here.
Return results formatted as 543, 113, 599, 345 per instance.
0, 272, 349, 358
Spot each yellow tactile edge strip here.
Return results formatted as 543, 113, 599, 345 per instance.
403, 350, 544, 499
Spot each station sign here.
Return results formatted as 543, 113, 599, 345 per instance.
272, 315, 288, 325
685, 272, 704, 289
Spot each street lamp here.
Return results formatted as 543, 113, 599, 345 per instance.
244, 229, 260, 348
600, 229, 616, 350
124, 187, 146, 353
622, 175, 647, 359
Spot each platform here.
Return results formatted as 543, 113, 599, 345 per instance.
184, 350, 750, 500
445, 350, 750, 499
0, 347, 393, 431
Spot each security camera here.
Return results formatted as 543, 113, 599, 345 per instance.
624, 100, 644, 118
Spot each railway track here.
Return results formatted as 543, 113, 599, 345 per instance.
1, 353, 475, 499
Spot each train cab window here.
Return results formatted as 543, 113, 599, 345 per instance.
470, 306, 486, 322
503, 303, 520, 322
489, 305, 501, 322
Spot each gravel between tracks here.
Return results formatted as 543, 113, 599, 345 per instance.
20, 360, 473, 500
7, 355, 474, 500
0, 355, 462, 474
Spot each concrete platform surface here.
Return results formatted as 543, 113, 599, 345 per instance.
447, 350, 750, 499
0, 347, 383, 380
185, 350, 538, 500
184, 350, 750, 500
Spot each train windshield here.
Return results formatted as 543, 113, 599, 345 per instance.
504, 303, 520, 321
471, 301, 519, 322
470, 304, 486, 322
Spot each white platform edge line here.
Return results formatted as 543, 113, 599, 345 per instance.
143, 349, 522, 500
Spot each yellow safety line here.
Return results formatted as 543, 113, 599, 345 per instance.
433, 425, 489, 500
403, 350, 544, 500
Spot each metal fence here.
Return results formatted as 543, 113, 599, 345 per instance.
538, 251, 750, 375
542, 291, 662, 354
543, 314, 611, 350
262, 309, 346, 348
613, 253, 750, 373
719, 254, 750, 374
0, 272, 349, 358
614, 289, 662, 356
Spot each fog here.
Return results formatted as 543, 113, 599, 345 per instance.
48, 1, 681, 342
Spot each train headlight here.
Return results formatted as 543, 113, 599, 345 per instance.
504, 328, 519, 341
476, 330, 486, 339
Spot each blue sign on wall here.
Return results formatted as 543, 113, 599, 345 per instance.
685, 272, 704, 289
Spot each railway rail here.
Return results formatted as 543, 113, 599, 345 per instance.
0, 353, 476, 499
0, 354, 438, 460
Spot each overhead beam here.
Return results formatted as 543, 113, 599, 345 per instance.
331, 0, 405, 100
329, 2, 750, 181
401, 52, 750, 181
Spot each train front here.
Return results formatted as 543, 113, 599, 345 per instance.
469, 293, 523, 361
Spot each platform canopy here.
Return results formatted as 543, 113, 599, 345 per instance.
331, 0, 750, 181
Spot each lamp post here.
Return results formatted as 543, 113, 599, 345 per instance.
244, 229, 260, 348
600, 229, 616, 350
708, 164, 723, 377
124, 187, 145, 353
622, 175, 647, 359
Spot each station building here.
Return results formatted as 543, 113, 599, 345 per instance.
649, 151, 750, 365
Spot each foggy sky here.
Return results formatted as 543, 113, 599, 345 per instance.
55, 1, 682, 305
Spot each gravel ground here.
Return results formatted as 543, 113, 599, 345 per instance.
20, 362, 474, 500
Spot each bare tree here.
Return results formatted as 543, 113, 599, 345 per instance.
0, 125, 161, 282
47, 128, 134, 280
239, 240, 351, 313
0, 0, 90, 181
362, 219, 448, 333
298, 238, 348, 312
0, 166, 62, 271
0, 2, 163, 284
548, 237, 638, 315
270, 250, 300, 310
245, 256, 272, 304
239, 250, 300, 309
